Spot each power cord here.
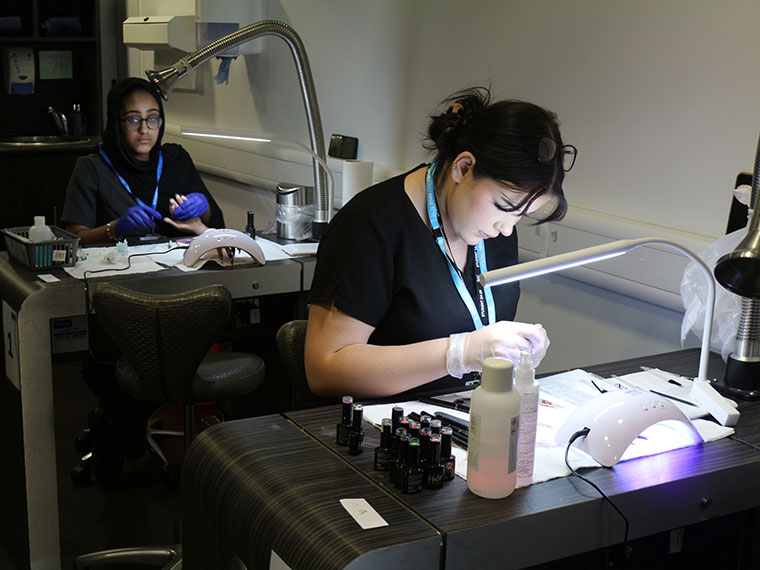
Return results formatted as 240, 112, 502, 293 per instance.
564, 428, 632, 562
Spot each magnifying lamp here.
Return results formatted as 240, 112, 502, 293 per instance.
480, 237, 740, 428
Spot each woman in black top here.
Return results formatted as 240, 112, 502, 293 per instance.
306, 87, 574, 398
61, 77, 224, 244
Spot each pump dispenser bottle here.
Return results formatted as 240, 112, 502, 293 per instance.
467, 357, 521, 499
514, 350, 539, 487
28, 216, 54, 242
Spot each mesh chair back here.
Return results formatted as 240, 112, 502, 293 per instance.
92, 283, 232, 403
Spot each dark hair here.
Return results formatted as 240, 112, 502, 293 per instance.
424, 86, 568, 222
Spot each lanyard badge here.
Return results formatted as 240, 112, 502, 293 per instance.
425, 162, 495, 329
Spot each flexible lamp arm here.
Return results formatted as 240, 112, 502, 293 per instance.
146, 20, 330, 237
479, 237, 715, 381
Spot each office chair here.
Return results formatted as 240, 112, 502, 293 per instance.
275, 319, 337, 410
74, 283, 266, 569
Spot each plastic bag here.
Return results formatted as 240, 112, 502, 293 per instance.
275, 203, 314, 242
680, 227, 747, 360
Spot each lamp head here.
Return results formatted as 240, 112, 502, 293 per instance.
714, 229, 760, 298
146, 59, 192, 101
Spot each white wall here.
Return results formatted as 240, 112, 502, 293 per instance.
124, 0, 758, 374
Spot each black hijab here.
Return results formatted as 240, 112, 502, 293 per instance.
99, 77, 225, 233
101, 78, 169, 206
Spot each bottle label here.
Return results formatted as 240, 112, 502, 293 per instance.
468, 412, 481, 471
508, 415, 519, 474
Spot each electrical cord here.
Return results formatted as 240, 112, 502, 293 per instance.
564, 428, 632, 561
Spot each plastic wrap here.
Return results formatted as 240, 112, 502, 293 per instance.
680, 227, 748, 360
276, 204, 314, 242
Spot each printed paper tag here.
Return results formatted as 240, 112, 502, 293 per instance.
339, 498, 388, 529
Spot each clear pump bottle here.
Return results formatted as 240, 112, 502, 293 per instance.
467, 357, 521, 499
514, 350, 539, 487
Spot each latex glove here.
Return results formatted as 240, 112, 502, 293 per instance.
171, 192, 209, 221
446, 321, 549, 378
114, 205, 162, 237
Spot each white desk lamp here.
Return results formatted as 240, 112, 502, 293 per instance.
145, 20, 331, 240
480, 237, 740, 430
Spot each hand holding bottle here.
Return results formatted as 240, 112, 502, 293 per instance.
446, 321, 549, 378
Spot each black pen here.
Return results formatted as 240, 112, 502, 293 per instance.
418, 395, 471, 412
649, 389, 698, 408
431, 411, 469, 431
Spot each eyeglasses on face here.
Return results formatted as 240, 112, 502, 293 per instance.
537, 137, 577, 172
120, 115, 163, 132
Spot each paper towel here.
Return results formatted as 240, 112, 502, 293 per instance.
341, 159, 373, 206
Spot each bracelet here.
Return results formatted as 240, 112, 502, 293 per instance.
106, 222, 118, 242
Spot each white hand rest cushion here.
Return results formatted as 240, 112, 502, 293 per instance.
183, 229, 266, 266
554, 389, 703, 467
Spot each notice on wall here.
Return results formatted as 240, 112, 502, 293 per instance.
39, 50, 72, 79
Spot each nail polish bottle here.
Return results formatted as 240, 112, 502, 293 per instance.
389, 428, 407, 484
391, 406, 404, 434
419, 427, 431, 470
336, 396, 353, 446
392, 434, 410, 488
374, 418, 394, 471
401, 438, 423, 494
420, 414, 432, 431
430, 418, 442, 436
441, 426, 456, 481
423, 434, 444, 489
348, 404, 364, 455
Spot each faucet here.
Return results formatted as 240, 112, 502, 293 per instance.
48, 106, 68, 135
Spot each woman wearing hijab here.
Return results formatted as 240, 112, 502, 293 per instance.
61, 77, 224, 244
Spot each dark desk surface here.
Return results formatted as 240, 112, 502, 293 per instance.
184, 414, 442, 570
284, 349, 760, 569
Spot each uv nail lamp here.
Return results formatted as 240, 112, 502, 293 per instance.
183, 228, 266, 267
555, 389, 703, 467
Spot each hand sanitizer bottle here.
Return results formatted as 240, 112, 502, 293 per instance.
515, 350, 539, 487
467, 356, 521, 499
28, 216, 54, 242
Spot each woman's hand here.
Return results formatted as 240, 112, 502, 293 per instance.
114, 205, 162, 236
165, 194, 208, 235
170, 192, 209, 221
447, 321, 549, 378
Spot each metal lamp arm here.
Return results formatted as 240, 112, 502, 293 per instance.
147, 20, 329, 234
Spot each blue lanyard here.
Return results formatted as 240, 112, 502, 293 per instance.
426, 162, 495, 329
99, 142, 163, 211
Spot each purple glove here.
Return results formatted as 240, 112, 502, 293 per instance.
114, 205, 162, 236
172, 192, 209, 221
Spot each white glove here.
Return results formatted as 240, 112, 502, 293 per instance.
446, 321, 549, 378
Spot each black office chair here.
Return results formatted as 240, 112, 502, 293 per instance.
74, 283, 266, 569
275, 319, 337, 410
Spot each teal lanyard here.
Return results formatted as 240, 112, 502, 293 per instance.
426, 162, 495, 329
99, 142, 163, 211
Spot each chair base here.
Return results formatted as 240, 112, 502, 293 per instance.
75, 544, 181, 569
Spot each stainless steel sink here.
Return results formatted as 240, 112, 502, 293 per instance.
0, 135, 97, 146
